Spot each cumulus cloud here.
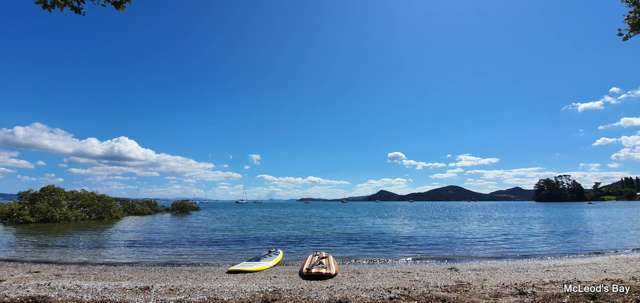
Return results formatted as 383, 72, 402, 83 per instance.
593, 137, 618, 146
449, 154, 499, 167
41, 173, 64, 184
249, 154, 261, 165
139, 184, 205, 198
611, 148, 640, 161
35, 160, 46, 166
609, 87, 624, 95
0, 151, 34, 169
430, 168, 464, 179
564, 86, 640, 112
351, 178, 413, 196
0, 123, 241, 181
256, 174, 350, 187
598, 117, 640, 130
593, 134, 640, 161
17, 173, 64, 184
564, 100, 605, 112
464, 178, 498, 191
387, 152, 446, 170
607, 163, 621, 168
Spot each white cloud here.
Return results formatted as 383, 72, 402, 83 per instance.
564, 86, 640, 112
257, 174, 350, 187
449, 154, 500, 167
209, 182, 350, 200
579, 163, 601, 172
464, 178, 498, 192
17, 175, 36, 182
351, 178, 413, 196
19, 173, 65, 184
244, 165, 250, 170
0, 167, 16, 178
598, 117, 640, 130
249, 154, 261, 165
593, 137, 618, 146
387, 151, 446, 170
0, 123, 241, 182
564, 100, 605, 112
0, 151, 34, 169
593, 134, 640, 161
139, 184, 205, 198
607, 163, 621, 168
430, 168, 464, 179
42, 173, 64, 184
611, 147, 640, 161
35, 160, 46, 166
609, 87, 624, 95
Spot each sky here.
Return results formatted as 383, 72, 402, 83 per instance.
0, 0, 639, 199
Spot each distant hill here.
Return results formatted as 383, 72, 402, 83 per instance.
297, 185, 535, 202
363, 190, 403, 201
489, 187, 534, 201
0, 193, 17, 202
405, 185, 498, 201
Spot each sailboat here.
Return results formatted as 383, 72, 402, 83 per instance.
235, 189, 249, 204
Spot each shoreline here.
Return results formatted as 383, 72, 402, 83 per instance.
1, 253, 639, 302
1, 248, 639, 267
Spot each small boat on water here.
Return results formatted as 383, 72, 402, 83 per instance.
235, 189, 250, 204
340, 199, 348, 203
408, 199, 414, 203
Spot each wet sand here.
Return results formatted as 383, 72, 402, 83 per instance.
1, 254, 639, 302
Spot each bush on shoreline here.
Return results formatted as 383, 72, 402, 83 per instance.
169, 200, 200, 214
0, 185, 200, 225
118, 198, 166, 216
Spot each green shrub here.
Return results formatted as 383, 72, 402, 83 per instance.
169, 200, 200, 214
0, 185, 123, 224
119, 199, 166, 216
0, 186, 202, 225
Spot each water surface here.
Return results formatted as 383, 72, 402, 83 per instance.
1, 201, 639, 264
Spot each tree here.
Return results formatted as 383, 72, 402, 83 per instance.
533, 175, 586, 202
619, 0, 640, 41
35, 0, 131, 15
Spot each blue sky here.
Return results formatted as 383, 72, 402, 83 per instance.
0, 0, 639, 199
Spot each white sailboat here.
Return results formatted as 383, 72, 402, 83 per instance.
235, 189, 249, 204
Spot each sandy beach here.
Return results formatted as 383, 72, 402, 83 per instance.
0, 254, 638, 303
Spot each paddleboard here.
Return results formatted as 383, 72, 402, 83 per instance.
227, 249, 284, 273
299, 251, 339, 280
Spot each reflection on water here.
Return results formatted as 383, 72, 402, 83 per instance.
0, 201, 639, 264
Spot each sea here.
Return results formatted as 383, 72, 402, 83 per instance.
0, 201, 639, 265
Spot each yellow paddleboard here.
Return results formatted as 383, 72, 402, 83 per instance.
227, 249, 284, 273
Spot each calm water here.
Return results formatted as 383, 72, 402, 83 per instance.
1, 201, 639, 265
